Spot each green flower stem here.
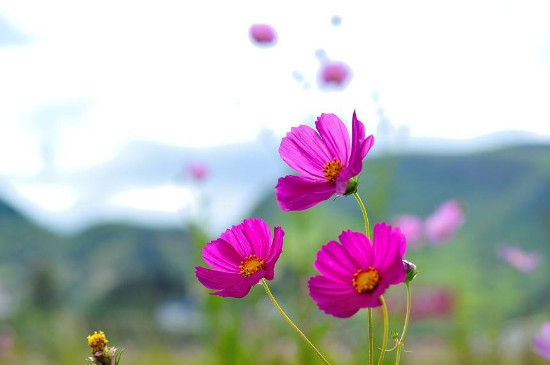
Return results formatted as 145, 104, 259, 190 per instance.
377, 296, 389, 365
395, 283, 412, 365
353, 192, 370, 238
368, 308, 374, 365
352, 192, 373, 365
261, 279, 331, 365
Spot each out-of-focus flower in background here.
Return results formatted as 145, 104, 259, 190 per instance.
393, 214, 424, 248
424, 200, 465, 245
498, 245, 540, 273
318, 60, 352, 89
249, 23, 277, 46
410, 287, 455, 320
188, 163, 209, 181
0, 326, 14, 359
533, 322, 550, 361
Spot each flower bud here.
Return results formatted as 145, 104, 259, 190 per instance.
344, 176, 359, 196
403, 260, 418, 283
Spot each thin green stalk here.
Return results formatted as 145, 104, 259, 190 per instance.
377, 296, 389, 365
368, 308, 374, 365
352, 192, 370, 238
395, 283, 412, 365
261, 279, 331, 365
352, 192, 373, 365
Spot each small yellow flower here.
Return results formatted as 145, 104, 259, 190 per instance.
87, 330, 108, 353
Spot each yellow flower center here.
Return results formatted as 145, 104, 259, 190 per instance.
352, 267, 380, 294
322, 157, 344, 183
87, 330, 108, 354
239, 254, 265, 277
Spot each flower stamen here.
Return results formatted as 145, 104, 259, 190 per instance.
352, 267, 380, 294
87, 330, 108, 354
239, 254, 265, 277
322, 157, 344, 183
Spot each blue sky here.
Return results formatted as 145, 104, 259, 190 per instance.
0, 0, 549, 231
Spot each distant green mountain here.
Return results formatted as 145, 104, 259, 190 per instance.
0, 200, 192, 317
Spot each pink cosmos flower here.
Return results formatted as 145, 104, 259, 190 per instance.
424, 200, 464, 245
534, 322, 550, 361
308, 223, 407, 318
410, 287, 454, 320
276, 111, 374, 211
498, 245, 540, 273
249, 24, 277, 46
195, 218, 284, 298
393, 214, 423, 248
319, 61, 351, 88
188, 163, 209, 181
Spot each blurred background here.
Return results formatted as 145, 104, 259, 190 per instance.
0, 1, 549, 364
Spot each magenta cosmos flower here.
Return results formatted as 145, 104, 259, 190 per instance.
319, 61, 351, 88
498, 245, 540, 273
195, 218, 284, 298
393, 214, 423, 248
534, 322, 550, 361
188, 163, 209, 181
276, 112, 374, 211
249, 24, 277, 46
425, 200, 464, 245
309, 223, 407, 318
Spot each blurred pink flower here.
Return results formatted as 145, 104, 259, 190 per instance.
410, 287, 454, 320
319, 61, 351, 88
393, 214, 423, 248
249, 24, 277, 46
498, 245, 540, 273
534, 322, 550, 361
188, 163, 209, 181
0, 326, 14, 358
424, 200, 464, 245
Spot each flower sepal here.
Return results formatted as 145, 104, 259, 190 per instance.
87, 347, 123, 365
403, 260, 418, 283
343, 176, 359, 196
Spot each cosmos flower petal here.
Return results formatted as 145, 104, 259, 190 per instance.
195, 266, 243, 290
308, 276, 363, 318
338, 230, 374, 267
542, 323, 550, 341
315, 113, 350, 165
347, 112, 371, 175
314, 241, 358, 283
265, 226, 284, 266
220, 222, 254, 257
380, 255, 407, 286
373, 223, 407, 271
213, 271, 266, 298
264, 227, 284, 280
202, 239, 242, 273
242, 218, 271, 260
334, 118, 374, 194
276, 175, 336, 211
534, 323, 550, 361
279, 125, 332, 179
